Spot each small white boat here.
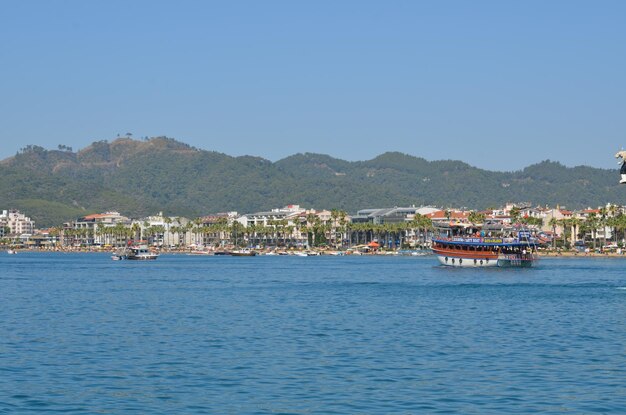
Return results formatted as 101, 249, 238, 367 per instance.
111, 248, 128, 260
126, 245, 159, 260
7, 249, 17, 255
187, 250, 213, 256
294, 251, 319, 256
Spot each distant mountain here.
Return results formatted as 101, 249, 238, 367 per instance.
0, 137, 623, 227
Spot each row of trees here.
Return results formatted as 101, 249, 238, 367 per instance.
51, 211, 436, 249
548, 210, 626, 250
24, 207, 626, 251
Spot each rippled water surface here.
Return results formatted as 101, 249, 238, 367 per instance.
1, 253, 625, 414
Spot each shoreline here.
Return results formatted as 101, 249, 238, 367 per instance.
540, 251, 626, 258
4, 246, 626, 258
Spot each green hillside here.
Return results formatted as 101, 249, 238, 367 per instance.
0, 137, 622, 227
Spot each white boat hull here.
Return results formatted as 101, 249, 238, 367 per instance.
436, 254, 498, 268
127, 254, 158, 260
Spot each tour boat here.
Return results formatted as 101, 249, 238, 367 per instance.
431, 222, 538, 268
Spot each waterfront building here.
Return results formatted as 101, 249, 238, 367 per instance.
577, 206, 614, 246
137, 212, 193, 248
236, 205, 308, 247
235, 205, 351, 248
200, 212, 238, 226
291, 209, 352, 248
0, 209, 35, 235
351, 206, 439, 224
198, 212, 238, 247
21, 229, 60, 249
424, 209, 470, 226
237, 205, 305, 228
63, 211, 130, 247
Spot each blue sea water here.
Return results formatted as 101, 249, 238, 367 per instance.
1, 253, 625, 414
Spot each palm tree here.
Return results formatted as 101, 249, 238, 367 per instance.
177, 222, 192, 248
468, 211, 485, 226
304, 213, 318, 247
509, 206, 521, 224
558, 219, 570, 248
585, 213, 599, 251
606, 216, 618, 246
96, 223, 106, 245
618, 214, 626, 246
329, 209, 349, 248
149, 225, 163, 247
599, 207, 609, 248
48, 227, 62, 248
112, 223, 126, 247
548, 217, 558, 250
337, 210, 348, 248
164, 216, 172, 247
130, 223, 141, 242
193, 218, 203, 246
571, 217, 582, 249
410, 214, 433, 248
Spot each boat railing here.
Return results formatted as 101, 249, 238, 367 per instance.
498, 253, 536, 261
434, 236, 519, 244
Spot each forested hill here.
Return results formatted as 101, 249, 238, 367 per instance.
0, 137, 623, 227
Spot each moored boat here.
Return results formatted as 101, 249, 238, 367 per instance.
432, 222, 538, 268
187, 250, 214, 256
230, 249, 257, 257
111, 248, 128, 260
126, 245, 159, 260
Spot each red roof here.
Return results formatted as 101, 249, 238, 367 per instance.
83, 213, 109, 220
425, 210, 469, 220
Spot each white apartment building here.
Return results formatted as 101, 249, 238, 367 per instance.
0, 209, 35, 235
136, 212, 193, 247
237, 205, 306, 227
64, 211, 130, 246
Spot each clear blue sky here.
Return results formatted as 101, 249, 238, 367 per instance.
1, 0, 624, 171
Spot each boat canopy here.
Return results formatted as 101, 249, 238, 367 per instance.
432, 237, 537, 247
